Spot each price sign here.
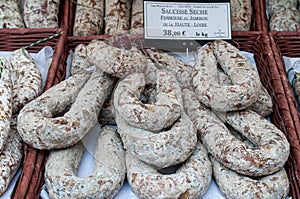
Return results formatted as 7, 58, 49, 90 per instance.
144, 0, 231, 50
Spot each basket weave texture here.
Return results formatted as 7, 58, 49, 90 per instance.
269, 31, 300, 199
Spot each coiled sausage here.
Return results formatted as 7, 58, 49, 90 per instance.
114, 72, 183, 131
17, 71, 114, 149
45, 126, 126, 199
182, 87, 289, 176
126, 141, 212, 199
192, 40, 261, 112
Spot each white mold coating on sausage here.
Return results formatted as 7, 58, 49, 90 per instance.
114, 72, 183, 131
181, 87, 289, 176
45, 126, 126, 199
130, 0, 144, 34
211, 156, 289, 199
0, 0, 24, 28
268, 0, 298, 17
104, 0, 132, 34
146, 48, 195, 87
73, 0, 104, 36
126, 141, 212, 199
0, 57, 13, 152
116, 110, 197, 169
18, 71, 115, 150
230, 0, 252, 31
217, 66, 273, 116
192, 40, 261, 112
86, 40, 148, 78
10, 48, 43, 115
71, 44, 91, 75
0, 120, 23, 195
23, 0, 60, 28
269, 6, 300, 31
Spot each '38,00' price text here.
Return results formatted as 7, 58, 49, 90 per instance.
163, 30, 186, 37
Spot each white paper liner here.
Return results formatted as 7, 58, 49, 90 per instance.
0, 46, 54, 199
283, 56, 300, 112
283, 56, 300, 86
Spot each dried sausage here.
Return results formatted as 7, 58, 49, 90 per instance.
217, 66, 273, 116
181, 87, 289, 176
23, 0, 60, 28
114, 72, 183, 131
268, 0, 298, 17
211, 156, 289, 199
269, 7, 300, 31
0, 117, 23, 195
104, 0, 132, 34
0, 0, 24, 28
130, 0, 144, 34
10, 48, 43, 114
116, 110, 197, 169
73, 0, 104, 36
17, 71, 114, 149
126, 141, 212, 199
230, 0, 252, 31
192, 40, 261, 112
86, 40, 147, 78
0, 57, 12, 152
145, 48, 195, 87
45, 126, 126, 199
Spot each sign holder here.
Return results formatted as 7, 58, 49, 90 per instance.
143, 0, 231, 51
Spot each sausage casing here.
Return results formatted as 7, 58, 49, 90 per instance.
23, 0, 60, 28
0, 57, 12, 152
0, 0, 24, 28
104, 0, 132, 34
10, 49, 43, 115
73, 0, 104, 36
45, 126, 126, 199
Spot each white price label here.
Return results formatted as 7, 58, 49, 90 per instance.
144, 1, 231, 40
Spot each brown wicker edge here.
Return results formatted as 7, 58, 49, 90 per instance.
268, 31, 300, 199
257, 0, 268, 33
8, 29, 68, 199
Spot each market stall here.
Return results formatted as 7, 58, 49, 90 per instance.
0, 0, 299, 199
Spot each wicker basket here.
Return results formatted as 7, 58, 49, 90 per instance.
66, 0, 265, 37
0, 28, 69, 199
268, 31, 300, 199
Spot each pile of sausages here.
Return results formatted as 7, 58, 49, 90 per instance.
73, 0, 142, 36
0, 48, 43, 195
15, 38, 291, 198
0, 0, 60, 28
